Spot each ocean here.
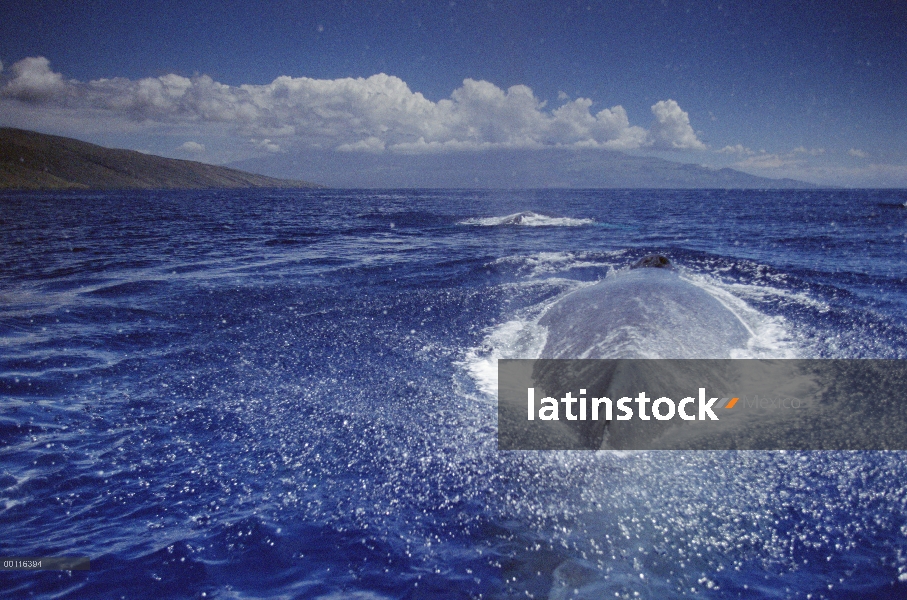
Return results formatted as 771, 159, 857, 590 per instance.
1, 188, 907, 599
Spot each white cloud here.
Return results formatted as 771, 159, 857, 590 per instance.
793, 146, 825, 156
648, 100, 707, 150
0, 56, 705, 155
848, 148, 868, 158
251, 138, 281, 153
734, 152, 794, 170
337, 136, 385, 152
3, 56, 69, 103
178, 141, 205, 153
718, 144, 755, 156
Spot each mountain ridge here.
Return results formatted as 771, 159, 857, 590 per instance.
230, 146, 816, 189
0, 128, 322, 190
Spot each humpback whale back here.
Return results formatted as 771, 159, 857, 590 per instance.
525, 256, 753, 448
539, 267, 751, 359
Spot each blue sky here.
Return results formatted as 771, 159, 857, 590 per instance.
1, 0, 905, 186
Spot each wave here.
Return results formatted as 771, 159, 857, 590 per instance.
458, 280, 583, 397
492, 250, 623, 278
459, 211, 594, 227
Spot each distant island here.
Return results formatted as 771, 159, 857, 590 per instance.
0, 128, 322, 190
231, 146, 816, 189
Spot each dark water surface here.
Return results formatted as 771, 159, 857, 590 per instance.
2, 189, 907, 598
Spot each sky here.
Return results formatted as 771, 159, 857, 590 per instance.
1, 0, 905, 187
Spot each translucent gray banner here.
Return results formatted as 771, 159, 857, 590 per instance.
498, 360, 907, 450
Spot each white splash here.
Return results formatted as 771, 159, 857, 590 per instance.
459, 211, 594, 227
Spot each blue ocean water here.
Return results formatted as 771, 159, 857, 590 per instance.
1, 188, 907, 599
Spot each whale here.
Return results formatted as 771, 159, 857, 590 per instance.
539, 255, 751, 360
525, 255, 755, 449
498, 211, 537, 225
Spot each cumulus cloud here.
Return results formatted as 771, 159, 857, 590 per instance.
793, 146, 825, 156
251, 138, 282, 153
3, 56, 69, 103
336, 136, 385, 152
848, 148, 868, 158
0, 56, 706, 154
718, 144, 755, 156
178, 141, 205, 153
648, 100, 707, 150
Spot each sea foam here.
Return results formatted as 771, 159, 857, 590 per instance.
459, 211, 594, 227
